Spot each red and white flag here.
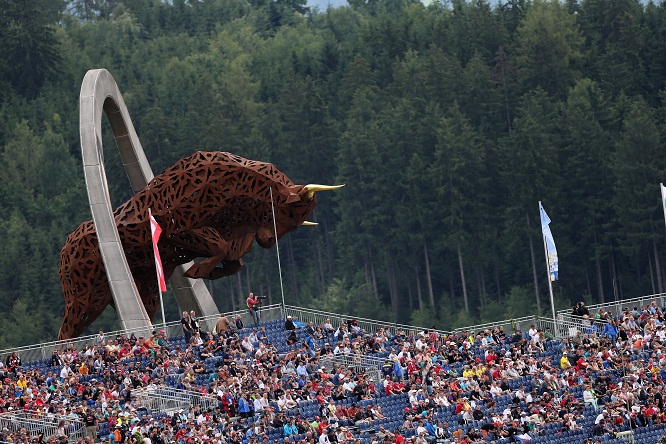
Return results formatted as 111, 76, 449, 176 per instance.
149, 211, 167, 292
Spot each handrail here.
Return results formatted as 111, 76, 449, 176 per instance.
132, 386, 218, 413
452, 315, 539, 335
9, 293, 654, 365
0, 305, 284, 362
0, 410, 85, 443
556, 292, 666, 317
283, 305, 453, 337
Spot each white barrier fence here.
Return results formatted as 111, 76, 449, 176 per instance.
4, 297, 646, 371
319, 353, 384, 386
453, 315, 541, 337
132, 387, 218, 414
0, 305, 284, 364
283, 305, 451, 339
557, 292, 666, 319
0, 410, 86, 443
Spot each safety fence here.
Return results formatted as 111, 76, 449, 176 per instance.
132, 387, 218, 414
319, 353, 384, 386
556, 292, 666, 319
0, 410, 85, 443
452, 315, 541, 337
616, 430, 635, 443
7, 295, 657, 368
0, 305, 284, 363
282, 305, 451, 340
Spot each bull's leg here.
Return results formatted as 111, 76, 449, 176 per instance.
59, 226, 113, 339
183, 258, 244, 279
170, 227, 233, 278
59, 283, 112, 339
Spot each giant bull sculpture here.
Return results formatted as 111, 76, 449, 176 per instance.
59, 151, 341, 339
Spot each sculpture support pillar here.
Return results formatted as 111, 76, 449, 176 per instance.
79, 69, 219, 333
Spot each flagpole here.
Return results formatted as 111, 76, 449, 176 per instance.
149, 208, 167, 329
661, 184, 666, 227
539, 201, 557, 325
269, 188, 286, 312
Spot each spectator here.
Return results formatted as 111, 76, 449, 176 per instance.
215, 313, 231, 335
285, 316, 296, 331
180, 311, 193, 344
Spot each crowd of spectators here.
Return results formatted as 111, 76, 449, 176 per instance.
2, 301, 666, 444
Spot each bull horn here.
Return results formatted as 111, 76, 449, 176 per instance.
302, 184, 345, 200
300, 221, 319, 226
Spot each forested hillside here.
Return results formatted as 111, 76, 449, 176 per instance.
2, 0, 666, 347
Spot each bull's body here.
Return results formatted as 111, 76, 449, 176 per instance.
58, 151, 318, 339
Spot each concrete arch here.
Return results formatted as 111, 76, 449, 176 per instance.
79, 69, 219, 332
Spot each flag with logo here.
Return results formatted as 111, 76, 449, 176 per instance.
539, 203, 559, 282
149, 211, 167, 292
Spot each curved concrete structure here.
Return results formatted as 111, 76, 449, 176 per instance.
79, 69, 219, 333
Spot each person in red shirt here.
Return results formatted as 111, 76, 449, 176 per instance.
247, 293, 262, 326
386, 381, 397, 396
395, 431, 405, 444
317, 418, 329, 435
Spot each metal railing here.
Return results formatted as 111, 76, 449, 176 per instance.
616, 430, 635, 443
452, 315, 540, 336
0, 305, 284, 364
557, 292, 666, 318
132, 387, 218, 414
319, 353, 383, 385
0, 411, 85, 443
11, 292, 661, 367
283, 305, 452, 339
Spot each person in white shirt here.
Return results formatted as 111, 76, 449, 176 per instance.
416, 422, 428, 437
584, 386, 599, 410
490, 382, 503, 397
253, 396, 264, 412
594, 410, 608, 425
278, 393, 297, 411
514, 386, 526, 401
319, 428, 331, 444
342, 377, 356, 394
525, 391, 533, 404
59, 365, 72, 382
408, 389, 419, 407
96, 330, 106, 346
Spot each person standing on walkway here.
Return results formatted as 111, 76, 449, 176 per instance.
181, 311, 193, 344
247, 293, 262, 326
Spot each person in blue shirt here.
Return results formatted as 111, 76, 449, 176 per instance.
298, 374, 308, 388
296, 361, 309, 379
602, 320, 618, 343
381, 360, 393, 378
585, 320, 597, 337
238, 395, 252, 418
424, 419, 437, 439
284, 419, 298, 436
304, 333, 316, 359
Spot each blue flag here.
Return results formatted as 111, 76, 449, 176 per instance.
539, 203, 559, 281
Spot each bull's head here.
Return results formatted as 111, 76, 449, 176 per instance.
255, 184, 344, 247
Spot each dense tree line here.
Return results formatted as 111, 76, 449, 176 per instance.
2, 0, 666, 347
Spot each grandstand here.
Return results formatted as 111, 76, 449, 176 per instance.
2, 300, 666, 444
